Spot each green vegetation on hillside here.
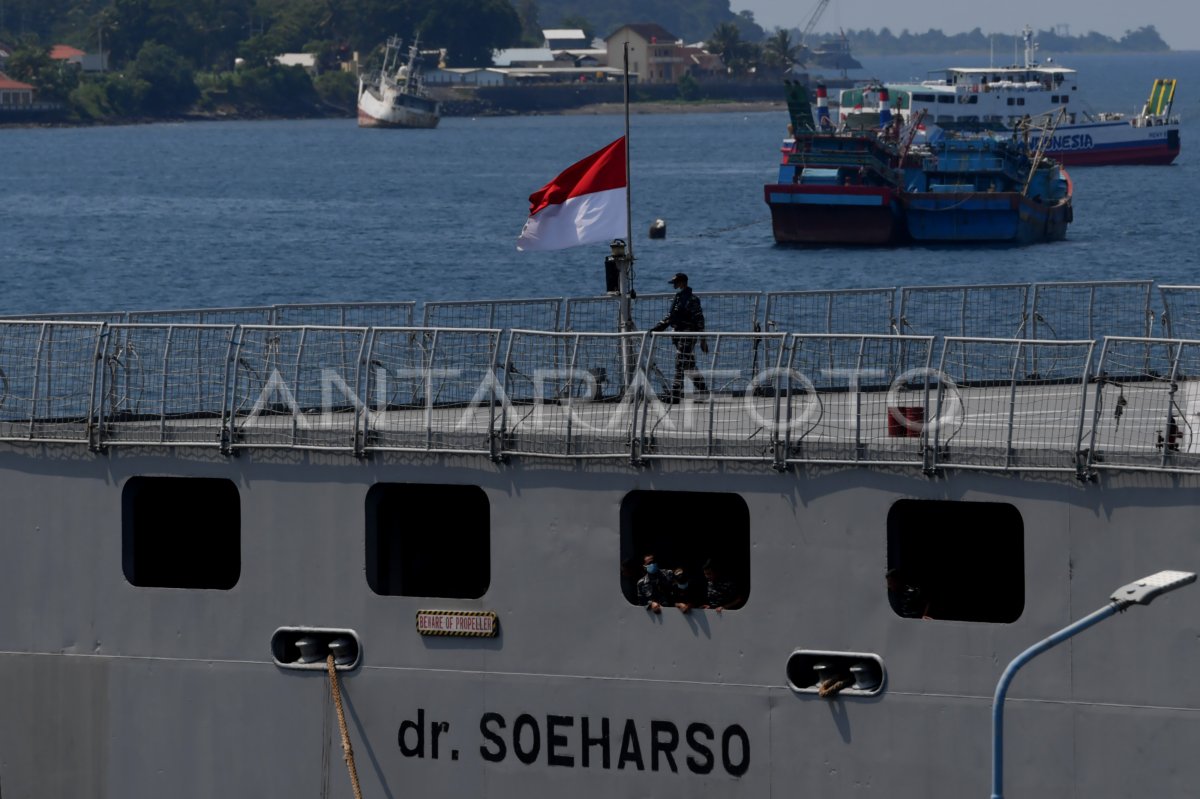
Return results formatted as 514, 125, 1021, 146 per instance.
0, 0, 523, 121
0, 0, 1171, 123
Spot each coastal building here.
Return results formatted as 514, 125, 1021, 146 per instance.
492, 47, 556, 68
0, 73, 34, 107
276, 53, 318, 74
680, 44, 726, 79
49, 44, 86, 63
540, 28, 608, 68
542, 29, 590, 50
425, 67, 506, 87
49, 43, 106, 72
604, 24, 684, 84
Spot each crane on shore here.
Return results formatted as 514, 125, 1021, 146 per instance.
798, 0, 830, 53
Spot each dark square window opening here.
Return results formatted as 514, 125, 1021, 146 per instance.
620, 490, 750, 610
366, 483, 490, 598
122, 476, 240, 590
886, 499, 1024, 623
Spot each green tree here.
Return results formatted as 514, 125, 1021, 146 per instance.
707, 21, 741, 65
313, 69, 357, 110
129, 41, 198, 113
557, 14, 594, 42
677, 71, 700, 101
1119, 25, 1168, 52
516, 0, 541, 46
707, 21, 758, 76
762, 27, 798, 70
418, 0, 521, 66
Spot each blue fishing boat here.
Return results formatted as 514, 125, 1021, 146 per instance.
899, 133, 1073, 243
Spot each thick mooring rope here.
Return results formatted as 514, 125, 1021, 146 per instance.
327, 654, 364, 799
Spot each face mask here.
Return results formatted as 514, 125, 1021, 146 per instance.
645, 563, 658, 574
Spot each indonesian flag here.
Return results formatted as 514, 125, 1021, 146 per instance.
516, 137, 628, 252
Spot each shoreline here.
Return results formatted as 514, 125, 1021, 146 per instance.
556, 100, 786, 116
0, 101, 788, 128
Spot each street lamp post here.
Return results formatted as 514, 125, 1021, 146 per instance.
990, 570, 1196, 799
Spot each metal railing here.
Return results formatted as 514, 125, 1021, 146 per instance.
6, 289, 1200, 475
5, 281, 1190, 342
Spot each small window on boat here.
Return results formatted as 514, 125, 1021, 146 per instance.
967, 95, 978, 104
1051, 95, 1060, 103
913, 93, 936, 102
1017, 98, 1025, 106
886, 500, 1023, 623
1060, 94, 1069, 103
620, 491, 750, 611
366, 483, 490, 598
937, 95, 954, 104
1007, 98, 1016, 106
122, 476, 240, 590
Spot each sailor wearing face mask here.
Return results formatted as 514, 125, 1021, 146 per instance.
669, 566, 705, 613
637, 554, 672, 614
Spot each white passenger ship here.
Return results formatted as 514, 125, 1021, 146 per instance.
840, 26, 1179, 165
2, 280, 1200, 797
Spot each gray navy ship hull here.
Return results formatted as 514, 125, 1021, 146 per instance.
2, 281, 1200, 797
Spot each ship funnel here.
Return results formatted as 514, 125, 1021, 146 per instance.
878, 87, 892, 129
815, 83, 832, 130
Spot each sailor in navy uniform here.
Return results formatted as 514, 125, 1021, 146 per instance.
652, 272, 708, 401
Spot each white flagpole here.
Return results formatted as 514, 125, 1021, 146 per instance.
623, 41, 634, 263
617, 40, 635, 337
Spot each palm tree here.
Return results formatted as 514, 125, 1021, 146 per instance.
763, 28, 799, 70
707, 22, 742, 63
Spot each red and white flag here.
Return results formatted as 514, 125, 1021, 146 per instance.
516, 137, 627, 252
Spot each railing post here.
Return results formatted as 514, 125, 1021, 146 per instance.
1074, 341, 1096, 480
497, 331, 517, 460
1161, 341, 1183, 468
425, 329, 439, 451
220, 326, 244, 455
704, 334, 719, 457
1005, 341, 1022, 469
27, 323, 48, 441
160, 326, 174, 445
87, 324, 108, 451
292, 328, 308, 447
853, 336, 867, 460
771, 335, 790, 472
352, 328, 370, 457
930, 338, 952, 473
921, 336, 935, 474
565, 333, 581, 456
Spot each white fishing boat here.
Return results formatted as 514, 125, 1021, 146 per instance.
357, 34, 440, 129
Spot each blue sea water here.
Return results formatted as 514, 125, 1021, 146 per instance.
1, 51, 1198, 315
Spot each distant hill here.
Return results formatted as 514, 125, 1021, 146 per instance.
839, 26, 1170, 56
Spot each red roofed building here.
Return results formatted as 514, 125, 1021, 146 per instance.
49, 44, 86, 62
0, 73, 34, 107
